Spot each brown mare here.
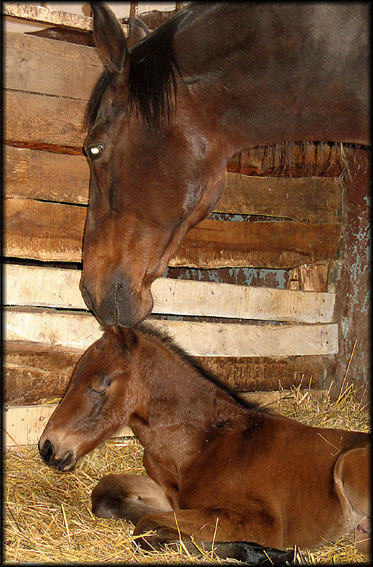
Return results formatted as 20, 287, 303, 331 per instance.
80, 2, 369, 327
39, 326, 370, 561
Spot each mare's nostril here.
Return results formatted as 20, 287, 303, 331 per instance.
39, 439, 55, 463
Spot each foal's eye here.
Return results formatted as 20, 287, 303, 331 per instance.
89, 376, 110, 394
85, 144, 105, 160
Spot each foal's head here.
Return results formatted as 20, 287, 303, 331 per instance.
80, 3, 228, 326
39, 327, 145, 471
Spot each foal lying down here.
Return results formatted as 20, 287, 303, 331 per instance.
39, 326, 370, 562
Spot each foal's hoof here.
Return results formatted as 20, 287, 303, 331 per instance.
92, 495, 122, 519
214, 541, 298, 565
134, 533, 168, 552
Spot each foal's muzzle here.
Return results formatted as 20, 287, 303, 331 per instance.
38, 439, 76, 471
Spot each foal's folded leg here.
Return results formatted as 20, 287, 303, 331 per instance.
133, 504, 293, 563
91, 474, 172, 524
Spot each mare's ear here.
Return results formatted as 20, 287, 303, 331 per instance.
127, 17, 151, 48
90, 2, 128, 73
111, 327, 138, 351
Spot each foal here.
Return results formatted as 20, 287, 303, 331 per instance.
39, 325, 370, 560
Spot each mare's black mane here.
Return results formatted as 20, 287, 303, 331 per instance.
84, 7, 191, 131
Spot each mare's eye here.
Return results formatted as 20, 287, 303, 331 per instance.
85, 143, 105, 160
89, 375, 110, 394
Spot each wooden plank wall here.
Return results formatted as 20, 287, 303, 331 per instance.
4, 6, 346, 446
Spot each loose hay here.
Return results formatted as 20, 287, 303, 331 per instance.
4, 385, 370, 564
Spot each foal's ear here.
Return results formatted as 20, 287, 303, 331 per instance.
127, 17, 151, 48
90, 3, 128, 74
111, 326, 138, 351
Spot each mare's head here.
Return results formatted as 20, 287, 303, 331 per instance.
80, 3, 227, 326
38, 327, 145, 471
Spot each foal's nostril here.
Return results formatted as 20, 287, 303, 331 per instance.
39, 439, 55, 464
58, 451, 74, 471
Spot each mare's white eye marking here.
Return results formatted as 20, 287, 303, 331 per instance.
86, 143, 105, 160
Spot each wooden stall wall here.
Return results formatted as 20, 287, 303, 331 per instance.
4, 4, 369, 447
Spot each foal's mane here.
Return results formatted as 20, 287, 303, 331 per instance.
84, 8, 191, 131
138, 322, 264, 412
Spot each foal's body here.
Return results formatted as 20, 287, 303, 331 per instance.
39, 327, 370, 556
128, 398, 368, 551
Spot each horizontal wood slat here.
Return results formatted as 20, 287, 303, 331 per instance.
4, 198, 340, 268
5, 32, 101, 100
228, 144, 344, 178
222, 175, 341, 222
5, 198, 85, 262
5, 146, 89, 204
4, 90, 86, 147
174, 218, 340, 269
288, 261, 331, 292
4, 307, 339, 357
5, 145, 341, 223
5, 264, 335, 323
5, 341, 332, 405
4, 3, 94, 31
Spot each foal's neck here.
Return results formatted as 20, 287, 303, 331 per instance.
129, 333, 244, 472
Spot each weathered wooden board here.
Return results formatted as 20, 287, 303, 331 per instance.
174, 218, 340, 269
287, 261, 331, 292
5, 32, 101, 100
331, 148, 371, 401
4, 342, 82, 405
222, 175, 341, 222
4, 388, 328, 447
5, 265, 335, 323
4, 3, 94, 31
4, 146, 89, 204
4, 90, 86, 148
5, 340, 333, 405
228, 143, 344, 178
199, 355, 332, 392
4, 198, 85, 262
5, 146, 341, 223
5, 199, 340, 268
5, 307, 339, 357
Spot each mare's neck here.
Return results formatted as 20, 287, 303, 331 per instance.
175, 3, 368, 150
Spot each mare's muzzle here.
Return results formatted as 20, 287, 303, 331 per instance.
80, 276, 153, 327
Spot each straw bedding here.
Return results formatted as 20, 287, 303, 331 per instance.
4, 384, 370, 564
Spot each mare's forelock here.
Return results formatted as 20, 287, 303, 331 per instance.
85, 8, 190, 131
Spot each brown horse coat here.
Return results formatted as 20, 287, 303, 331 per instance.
39, 326, 370, 557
